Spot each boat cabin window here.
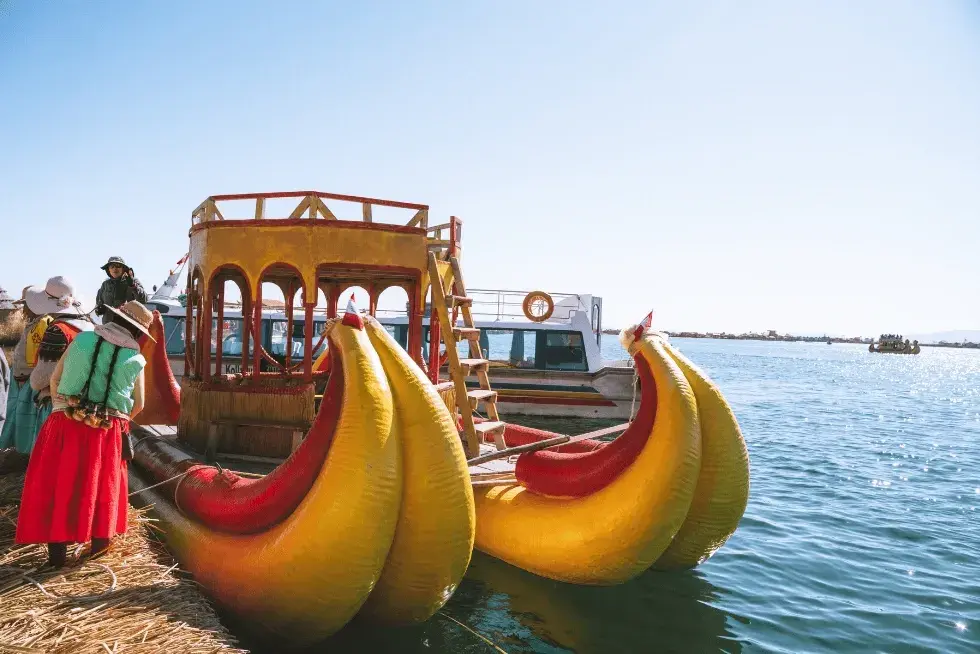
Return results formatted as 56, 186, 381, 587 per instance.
266, 319, 329, 359
162, 316, 187, 356
484, 329, 537, 369
539, 331, 587, 371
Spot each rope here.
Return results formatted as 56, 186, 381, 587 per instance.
628, 369, 639, 422
437, 611, 509, 653
128, 468, 197, 498
0, 562, 118, 602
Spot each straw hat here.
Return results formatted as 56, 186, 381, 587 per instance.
104, 301, 156, 342
24, 277, 82, 315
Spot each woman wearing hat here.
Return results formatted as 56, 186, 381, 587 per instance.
16, 300, 152, 568
95, 257, 148, 326
0, 277, 86, 458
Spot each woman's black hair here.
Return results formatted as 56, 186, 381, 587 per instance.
118, 319, 144, 343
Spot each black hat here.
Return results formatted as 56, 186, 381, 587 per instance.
101, 256, 132, 273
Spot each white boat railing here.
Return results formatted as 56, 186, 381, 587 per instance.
464, 289, 589, 323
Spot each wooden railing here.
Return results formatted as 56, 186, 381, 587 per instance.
191, 190, 429, 229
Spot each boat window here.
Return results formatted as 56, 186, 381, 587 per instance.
162, 316, 186, 355
540, 331, 588, 371
210, 318, 246, 356
264, 319, 329, 359
484, 329, 537, 368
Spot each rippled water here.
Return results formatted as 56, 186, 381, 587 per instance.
261, 338, 980, 653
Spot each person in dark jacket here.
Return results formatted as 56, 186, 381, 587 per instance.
95, 257, 148, 326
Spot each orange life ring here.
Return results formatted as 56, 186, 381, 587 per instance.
522, 291, 554, 323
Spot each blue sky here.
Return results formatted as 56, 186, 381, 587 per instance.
1, 0, 978, 336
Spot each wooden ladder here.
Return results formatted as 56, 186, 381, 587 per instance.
428, 252, 506, 458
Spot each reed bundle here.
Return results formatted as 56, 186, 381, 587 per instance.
0, 473, 248, 654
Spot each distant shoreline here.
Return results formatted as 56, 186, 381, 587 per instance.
599, 329, 980, 349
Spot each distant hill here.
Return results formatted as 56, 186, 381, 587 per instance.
906, 330, 980, 345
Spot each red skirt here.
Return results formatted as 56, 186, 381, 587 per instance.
16, 412, 129, 544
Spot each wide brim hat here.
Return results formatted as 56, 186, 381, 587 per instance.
101, 256, 132, 273
104, 300, 156, 342
24, 276, 83, 315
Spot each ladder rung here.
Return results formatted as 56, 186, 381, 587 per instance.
433, 381, 454, 392
473, 421, 506, 435
467, 389, 497, 403
448, 295, 473, 307
458, 358, 490, 371
453, 327, 481, 340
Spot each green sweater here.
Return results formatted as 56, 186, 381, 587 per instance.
57, 331, 146, 415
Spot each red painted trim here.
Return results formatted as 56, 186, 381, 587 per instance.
207, 190, 428, 211
149, 350, 345, 534
190, 219, 427, 237
515, 355, 657, 498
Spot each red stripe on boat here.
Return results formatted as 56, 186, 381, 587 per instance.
172, 348, 344, 533
514, 355, 656, 497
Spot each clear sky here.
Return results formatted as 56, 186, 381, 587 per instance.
1, 0, 978, 336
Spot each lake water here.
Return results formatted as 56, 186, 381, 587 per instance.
272, 338, 980, 653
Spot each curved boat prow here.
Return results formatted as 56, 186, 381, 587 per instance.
471, 318, 750, 584
134, 311, 180, 426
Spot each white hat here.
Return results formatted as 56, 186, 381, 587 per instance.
0, 287, 14, 310
24, 276, 82, 316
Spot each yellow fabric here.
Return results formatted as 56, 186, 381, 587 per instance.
360, 318, 475, 624
24, 316, 52, 367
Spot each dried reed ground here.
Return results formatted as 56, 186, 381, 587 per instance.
0, 472, 248, 653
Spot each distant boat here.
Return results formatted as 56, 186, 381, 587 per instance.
869, 334, 920, 355
826, 340, 833, 345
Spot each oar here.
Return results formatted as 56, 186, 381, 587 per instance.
467, 422, 629, 467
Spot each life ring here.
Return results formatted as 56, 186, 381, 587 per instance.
522, 291, 554, 323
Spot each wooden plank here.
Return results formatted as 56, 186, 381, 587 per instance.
362, 203, 373, 222
255, 197, 265, 219
428, 251, 480, 458
288, 195, 312, 220
466, 422, 629, 466
407, 208, 428, 228
314, 197, 338, 220
291, 430, 303, 453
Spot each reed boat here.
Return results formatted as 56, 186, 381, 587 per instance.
130, 189, 750, 645
869, 334, 920, 354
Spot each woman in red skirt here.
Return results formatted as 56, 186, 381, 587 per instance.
16, 301, 153, 568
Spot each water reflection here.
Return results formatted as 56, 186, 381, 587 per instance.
456, 551, 742, 653
241, 550, 741, 653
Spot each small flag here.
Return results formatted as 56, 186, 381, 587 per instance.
175, 253, 189, 266
342, 293, 363, 329
633, 311, 654, 340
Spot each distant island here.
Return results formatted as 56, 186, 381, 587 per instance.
600, 328, 980, 349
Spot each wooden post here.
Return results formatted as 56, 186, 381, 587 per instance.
327, 290, 338, 319
215, 282, 225, 376
428, 294, 440, 383
362, 203, 373, 222
241, 292, 251, 376
201, 282, 213, 384
252, 283, 263, 376
254, 197, 265, 220
183, 277, 193, 378
368, 283, 378, 316
303, 300, 314, 382
285, 281, 295, 370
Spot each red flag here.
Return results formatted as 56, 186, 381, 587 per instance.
175, 253, 189, 266
632, 311, 654, 340
342, 293, 363, 329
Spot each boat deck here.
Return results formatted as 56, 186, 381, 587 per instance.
136, 425, 518, 478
